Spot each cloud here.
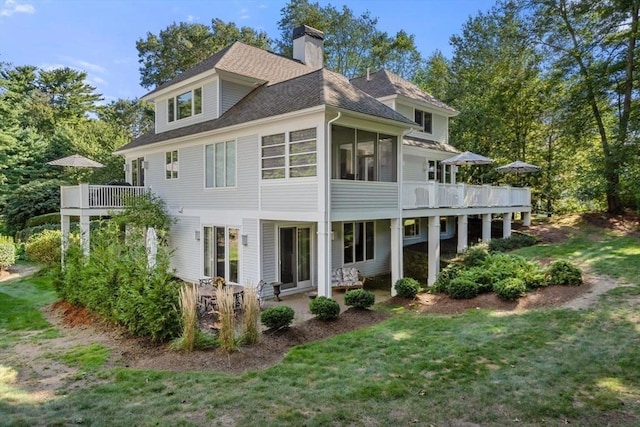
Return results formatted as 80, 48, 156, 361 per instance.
186, 14, 195, 22
0, 0, 35, 17
239, 7, 249, 20
59, 56, 106, 74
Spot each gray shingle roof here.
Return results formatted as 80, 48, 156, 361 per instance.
403, 135, 459, 153
145, 42, 312, 98
350, 70, 458, 114
117, 69, 416, 152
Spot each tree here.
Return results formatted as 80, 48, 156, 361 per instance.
277, 0, 422, 79
97, 98, 154, 139
527, 0, 639, 213
414, 50, 451, 101
136, 20, 271, 89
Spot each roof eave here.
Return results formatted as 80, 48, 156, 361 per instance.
141, 68, 219, 102
395, 94, 459, 117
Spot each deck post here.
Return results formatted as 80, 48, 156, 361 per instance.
317, 220, 332, 298
390, 217, 403, 296
60, 214, 70, 264
457, 214, 468, 253
502, 212, 512, 238
80, 214, 90, 257
523, 211, 531, 227
482, 213, 492, 243
427, 216, 440, 286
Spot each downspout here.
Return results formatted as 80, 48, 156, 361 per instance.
392, 126, 413, 295
322, 111, 341, 297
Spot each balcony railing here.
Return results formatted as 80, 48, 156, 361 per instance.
61, 184, 147, 209
403, 182, 530, 209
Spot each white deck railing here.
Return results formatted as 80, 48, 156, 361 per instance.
61, 184, 147, 209
403, 182, 530, 209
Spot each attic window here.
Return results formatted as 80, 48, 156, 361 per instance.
168, 87, 202, 122
414, 109, 432, 134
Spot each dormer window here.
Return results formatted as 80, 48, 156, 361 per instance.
414, 109, 432, 134
168, 87, 202, 122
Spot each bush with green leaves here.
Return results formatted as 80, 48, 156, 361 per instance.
344, 289, 375, 309
545, 260, 582, 286
0, 235, 16, 270
460, 244, 489, 267
447, 276, 480, 299
432, 263, 462, 293
25, 229, 68, 267
309, 296, 341, 320
493, 277, 527, 301
488, 233, 537, 252
395, 277, 420, 298
25, 212, 62, 228
3, 179, 63, 236
260, 305, 295, 329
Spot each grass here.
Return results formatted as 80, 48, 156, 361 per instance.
1, 223, 639, 425
60, 343, 110, 371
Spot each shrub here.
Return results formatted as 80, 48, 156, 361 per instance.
25, 229, 65, 267
0, 235, 16, 270
432, 263, 462, 293
175, 283, 198, 352
447, 277, 480, 299
460, 244, 489, 267
545, 260, 582, 286
494, 277, 527, 301
394, 277, 420, 299
344, 289, 375, 309
309, 296, 341, 320
465, 267, 499, 294
241, 285, 260, 345
488, 233, 537, 252
3, 179, 63, 235
25, 212, 62, 228
216, 284, 237, 352
261, 306, 295, 329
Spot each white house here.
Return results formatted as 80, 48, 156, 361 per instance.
60, 25, 531, 298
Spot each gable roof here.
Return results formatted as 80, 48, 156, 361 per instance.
144, 42, 312, 98
117, 69, 416, 152
350, 70, 458, 115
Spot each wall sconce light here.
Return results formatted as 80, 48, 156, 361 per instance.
194, 230, 201, 241
241, 234, 248, 246
142, 161, 149, 170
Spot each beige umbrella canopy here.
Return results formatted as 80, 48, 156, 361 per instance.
47, 154, 105, 168
441, 151, 494, 166
495, 160, 541, 174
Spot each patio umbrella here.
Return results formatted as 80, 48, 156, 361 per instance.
146, 227, 158, 271
47, 154, 105, 168
495, 160, 541, 174
441, 151, 494, 166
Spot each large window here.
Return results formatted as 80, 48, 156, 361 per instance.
427, 160, 453, 183
205, 141, 236, 188
332, 125, 397, 182
414, 109, 432, 134
168, 87, 202, 122
261, 128, 317, 179
404, 218, 420, 237
165, 150, 178, 179
204, 226, 239, 283
343, 221, 374, 264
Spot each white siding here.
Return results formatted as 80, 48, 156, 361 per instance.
331, 181, 398, 211
169, 215, 201, 282
221, 80, 253, 115
156, 80, 218, 133
143, 134, 259, 211
261, 222, 276, 283
404, 154, 426, 182
261, 182, 318, 212
432, 114, 448, 143
396, 103, 413, 120
331, 220, 391, 277
242, 218, 259, 286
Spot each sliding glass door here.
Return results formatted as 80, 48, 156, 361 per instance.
204, 226, 239, 283
279, 226, 311, 289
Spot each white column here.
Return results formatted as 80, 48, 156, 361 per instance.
427, 216, 441, 286
61, 214, 70, 264
80, 214, 90, 257
317, 220, 332, 298
502, 213, 512, 238
523, 211, 531, 227
482, 213, 492, 243
457, 214, 468, 253
390, 217, 403, 296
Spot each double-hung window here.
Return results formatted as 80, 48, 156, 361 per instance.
205, 140, 236, 188
165, 150, 178, 179
404, 218, 420, 238
261, 128, 317, 179
343, 221, 374, 264
414, 109, 433, 134
168, 87, 202, 122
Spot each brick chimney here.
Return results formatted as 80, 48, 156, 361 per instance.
292, 25, 324, 70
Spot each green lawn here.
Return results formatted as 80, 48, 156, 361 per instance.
1, 227, 639, 426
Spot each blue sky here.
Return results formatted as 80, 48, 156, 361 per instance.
0, 0, 495, 103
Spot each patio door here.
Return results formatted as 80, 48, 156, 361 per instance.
279, 227, 311, 290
